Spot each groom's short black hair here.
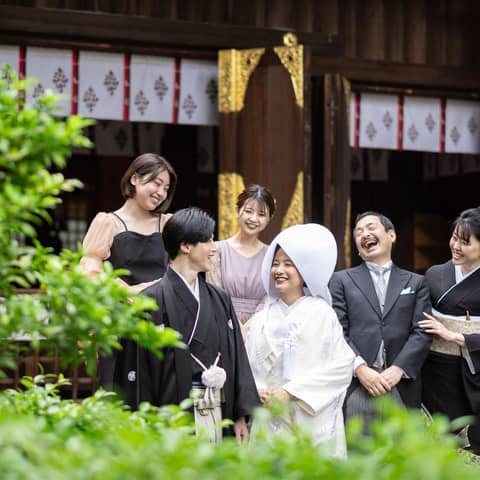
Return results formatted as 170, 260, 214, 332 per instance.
163, 207, 215, 260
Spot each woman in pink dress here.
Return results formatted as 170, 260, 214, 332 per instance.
207, 184, 276, 329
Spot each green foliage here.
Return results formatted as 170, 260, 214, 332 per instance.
0, 379, 478, 479
0, 71, 182, 373
345, 397, 477, 480
0, 72, 88, 296
1, 249, 183, 373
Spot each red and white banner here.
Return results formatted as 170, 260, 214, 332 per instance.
178, 59, 218, 126
8, 42, 480, 152
0, 45, 20, 78
78, 51, 124, 120
403, 97, 441, 152
129, 55, 175, 123
25, 47, 73, 116
445, 99, 480, 154
359, 94, 398, 150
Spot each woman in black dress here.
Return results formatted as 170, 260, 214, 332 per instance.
80, 153, 177, 409
419, 206, 480, 453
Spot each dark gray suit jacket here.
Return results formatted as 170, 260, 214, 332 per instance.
329, 263, 432, 408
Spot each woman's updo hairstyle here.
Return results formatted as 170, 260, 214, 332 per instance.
236, 184, 276, 218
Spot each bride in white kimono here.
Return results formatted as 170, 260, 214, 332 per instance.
245, 224, 355, 457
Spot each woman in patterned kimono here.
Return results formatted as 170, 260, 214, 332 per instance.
80, 153, 177, 409
419, 206, 480, 454
207, 184, 276, 331
245, 224, 355, 457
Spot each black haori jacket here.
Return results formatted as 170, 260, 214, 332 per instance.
139, 268, 260, 434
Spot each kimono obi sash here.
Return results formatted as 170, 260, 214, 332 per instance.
431, 309, 480, 356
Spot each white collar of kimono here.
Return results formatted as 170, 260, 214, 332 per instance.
261, 223, 337, 306
170, 266, 199, 302
455, 264, 480, 284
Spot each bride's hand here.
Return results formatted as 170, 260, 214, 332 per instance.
258, 389, 270, 405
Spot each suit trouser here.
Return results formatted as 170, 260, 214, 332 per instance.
344, 379, 404, 431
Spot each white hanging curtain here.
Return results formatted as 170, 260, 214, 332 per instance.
25, 47, 73, 116
403, 97, 441, 152
350, 92, 480, 155
0, 45, 20, 78
359, 93, 399, 150
129, 55, 176, 123
445, 99, 480, 154
78, 51, 124, 120
178, 59, 218, 126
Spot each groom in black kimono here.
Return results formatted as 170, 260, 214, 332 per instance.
140, 207, 259, 440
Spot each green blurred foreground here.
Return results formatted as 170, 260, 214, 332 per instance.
0, 375, 478, 480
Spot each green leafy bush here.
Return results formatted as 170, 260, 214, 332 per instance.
0, 71, 182, 373
0, 378, 478, 479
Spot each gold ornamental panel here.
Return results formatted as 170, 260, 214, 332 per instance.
273, 33, 304, 108
217, 172, 246, 239
218, 48, 265, 113
281, 171, 304, 230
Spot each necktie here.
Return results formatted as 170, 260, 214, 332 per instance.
369, 264, 390, 312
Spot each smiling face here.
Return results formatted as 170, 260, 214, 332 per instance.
237, 199, 270, 237
271, 248, 304, 304
449, 228, 480, 274
354, 214, 396, 265
185, 237, 217, 273
131, 169, 170, 212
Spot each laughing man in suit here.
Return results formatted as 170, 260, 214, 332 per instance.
329, 211, 432, 425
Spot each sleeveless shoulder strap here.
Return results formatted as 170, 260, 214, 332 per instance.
159, 213, 172, 233
111, 212, 128, 231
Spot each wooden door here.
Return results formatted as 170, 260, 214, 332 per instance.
217, 34, 311, 242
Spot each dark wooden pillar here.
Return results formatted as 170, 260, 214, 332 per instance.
218, 37, 311, 242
